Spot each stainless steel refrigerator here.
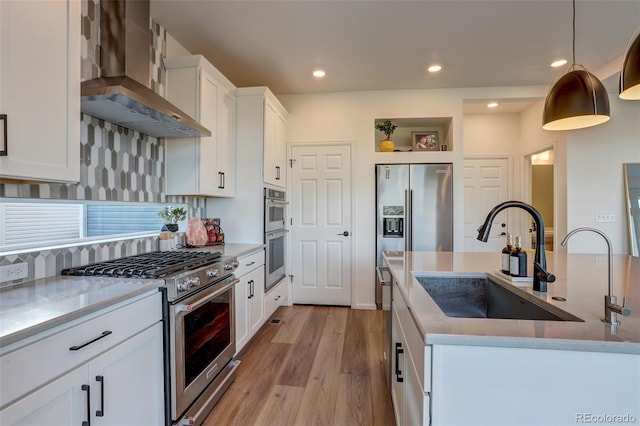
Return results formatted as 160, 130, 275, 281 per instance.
375, 163, 453, 304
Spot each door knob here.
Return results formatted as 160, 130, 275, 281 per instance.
338, 231, 350, 236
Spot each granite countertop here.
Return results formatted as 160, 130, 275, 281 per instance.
0, 243, 265, 350
383, 251, 640, 354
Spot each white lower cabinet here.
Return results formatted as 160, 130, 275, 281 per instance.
235, 250, 266, 353
0, 291, 164, 426
264, 278, 288, 320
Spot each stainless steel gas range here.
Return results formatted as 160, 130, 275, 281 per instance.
62, 250, 240, 426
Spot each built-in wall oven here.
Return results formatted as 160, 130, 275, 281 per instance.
265, 188, 287, 292
265, 188, 287, 232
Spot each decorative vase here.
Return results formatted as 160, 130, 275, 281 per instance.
379, 139, 395, 152
162, 223, 179, 232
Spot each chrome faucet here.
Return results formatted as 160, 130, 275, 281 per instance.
477, 201, 556, 292
561, 227, 631, 325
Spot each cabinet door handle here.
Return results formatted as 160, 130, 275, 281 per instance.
251, 280, 255, 298
81, 384, 91, 426
218, 172, 225, 189
95, 375, 105, 417
0, 114, 7, 156
248, 280, 253, 299
69, 330, 112, 351
395, 342, 404, 383
275, 166, 280, 180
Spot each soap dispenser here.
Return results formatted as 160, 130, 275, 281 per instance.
510, 236, 527, 277
501, 234, 513, 274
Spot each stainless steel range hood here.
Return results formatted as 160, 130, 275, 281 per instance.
80, 0, 210, 138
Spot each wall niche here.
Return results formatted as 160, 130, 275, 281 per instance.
374, 117, 453, 152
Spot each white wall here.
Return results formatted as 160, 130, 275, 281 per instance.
565, 97, 640, 254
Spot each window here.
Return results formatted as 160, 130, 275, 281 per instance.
0, 199, 186, 252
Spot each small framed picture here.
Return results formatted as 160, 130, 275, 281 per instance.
411, 131, 439, 151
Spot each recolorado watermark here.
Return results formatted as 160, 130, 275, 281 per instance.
576, 413, 638, 423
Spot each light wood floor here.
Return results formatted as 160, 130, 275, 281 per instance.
203, 305, 396, 426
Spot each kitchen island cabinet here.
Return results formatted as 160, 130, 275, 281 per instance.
385, 251, 640, 426
165, 55, 235, 197
0, 0, 80, 183
0, 289, 164, 426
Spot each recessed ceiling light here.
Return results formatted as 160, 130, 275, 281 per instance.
487, 102, 499, 108
427, 64, 442, 73
551, 59, 568, 68
312, 69, 326, 78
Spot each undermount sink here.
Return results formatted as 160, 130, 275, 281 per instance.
416, 275, 584, 322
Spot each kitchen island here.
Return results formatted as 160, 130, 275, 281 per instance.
384, 251, 640, 426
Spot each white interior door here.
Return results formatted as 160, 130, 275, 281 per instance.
463, 158, 510, 252
290, 143, 352, 305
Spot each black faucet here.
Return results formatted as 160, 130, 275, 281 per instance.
477, 201, 556, 292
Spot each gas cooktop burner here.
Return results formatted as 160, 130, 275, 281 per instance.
61, 250, 221, 279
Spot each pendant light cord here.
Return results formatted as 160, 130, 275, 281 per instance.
572, 0, 576, 65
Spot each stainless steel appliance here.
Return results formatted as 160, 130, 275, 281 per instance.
264, 188, 287, 292
375, 163, 453, 307
265, 188, 287, 232
265, 228, 287, 292
62, 250, 240, 426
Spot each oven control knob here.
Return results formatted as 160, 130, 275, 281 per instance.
232, 260, 239, 268
177, 280, 189, 292
189, 277, 200, 288
206, 268, 219, 278
224, 263, 234, 271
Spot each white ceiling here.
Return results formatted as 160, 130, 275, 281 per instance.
151, 0, 639, 113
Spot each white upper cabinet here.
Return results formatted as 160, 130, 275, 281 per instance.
236, 87, 288, 189
164, 55, 236, 197
0, 0, 80, 182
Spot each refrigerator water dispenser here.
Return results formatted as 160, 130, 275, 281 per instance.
383, 217, 403, 237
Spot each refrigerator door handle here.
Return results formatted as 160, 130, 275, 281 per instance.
410, 189, 414, 251
404, 189, 410, 251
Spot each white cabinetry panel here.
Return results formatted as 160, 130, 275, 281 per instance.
0, 0, 80, 182
165, 55, 235, 197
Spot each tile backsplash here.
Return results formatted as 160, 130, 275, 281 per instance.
0, 0, 206, 284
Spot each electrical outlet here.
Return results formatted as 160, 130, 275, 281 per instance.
595, 213, 616, 223
594, 255, 608, 265
0, 262, 29, 283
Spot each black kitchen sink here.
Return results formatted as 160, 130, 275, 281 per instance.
416, 275, 583, 322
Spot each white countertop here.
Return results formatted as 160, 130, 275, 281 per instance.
0, 243, 264, 349
384, 251, 640, 354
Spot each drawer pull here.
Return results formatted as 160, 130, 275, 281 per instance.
245, 261, 256, 267
69, 330, 112, 351
275, 295, 281, 301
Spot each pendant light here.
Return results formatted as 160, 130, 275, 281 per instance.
542, 0, 610, 131
619, 30, 640, 100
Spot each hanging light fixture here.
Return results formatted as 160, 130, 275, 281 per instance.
619, 30, 640, 100
542, 0, 610, 131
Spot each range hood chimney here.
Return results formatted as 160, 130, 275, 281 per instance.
80, 0, 210, 138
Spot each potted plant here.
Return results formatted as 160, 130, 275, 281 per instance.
375, 120, 397, 152
157, 206, 187, 232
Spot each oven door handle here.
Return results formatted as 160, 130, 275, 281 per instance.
267, 229, 289, 238
175, 278, 239, 314
267, 199, 289, 206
